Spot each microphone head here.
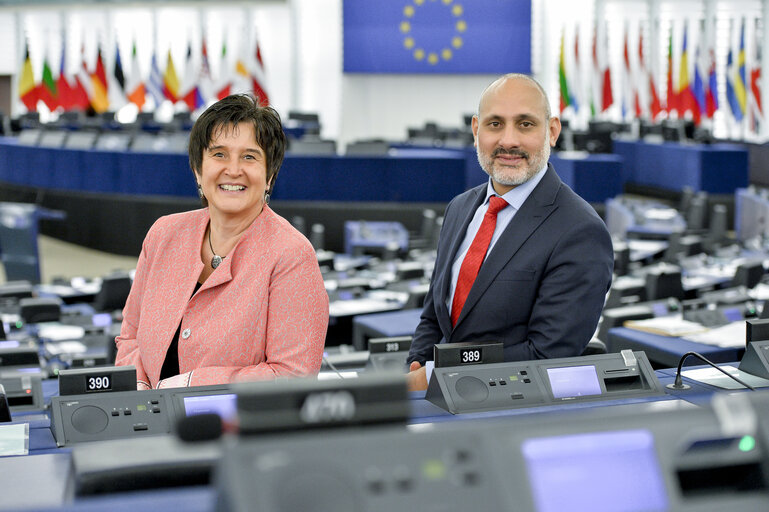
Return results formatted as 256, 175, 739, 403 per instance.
176, 413, 223, 443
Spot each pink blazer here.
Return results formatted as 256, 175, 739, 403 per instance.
115, 206, 329, 388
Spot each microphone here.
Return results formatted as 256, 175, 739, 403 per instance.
667, 351, 756, 391
176, 413, 224, 442
322, 352, 346, 379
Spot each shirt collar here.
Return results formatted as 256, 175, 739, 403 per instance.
483, 163, 549, 210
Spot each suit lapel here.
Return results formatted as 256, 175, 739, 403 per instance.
453, 165, 562, 329
436, 185, 486, 336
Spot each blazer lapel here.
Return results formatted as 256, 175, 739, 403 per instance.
436, 185, 486, 336
453, 166, 562, 328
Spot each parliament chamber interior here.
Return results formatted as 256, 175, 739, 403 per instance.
2, 0, 769, 511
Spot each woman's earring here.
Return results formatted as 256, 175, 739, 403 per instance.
197, 184, 204, 199
264, 192, 270, 205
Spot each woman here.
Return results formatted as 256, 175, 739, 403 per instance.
115, 94, 329, 389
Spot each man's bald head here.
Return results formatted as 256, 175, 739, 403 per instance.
477, 73, 552, 120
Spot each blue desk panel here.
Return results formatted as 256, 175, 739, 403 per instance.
549, 152, 624, 203
612, 140, 748, 193
0, 138, 478, 203
607, 326, 744, 369
0, 138, 620, 204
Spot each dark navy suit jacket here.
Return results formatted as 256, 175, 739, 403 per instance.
408, 164, 613, 364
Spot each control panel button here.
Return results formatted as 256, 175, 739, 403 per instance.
152, 406, 161, 413
124, 409, 132, 415
499, 380, 507, 385
133, 424, 148, 431
489, 381, 496, 387
111, 410, 119, 417
511, 393, 524, 400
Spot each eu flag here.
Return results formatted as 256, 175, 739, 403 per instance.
343, 0, 531, 74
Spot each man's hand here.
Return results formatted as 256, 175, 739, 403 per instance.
406, 361, 428, 391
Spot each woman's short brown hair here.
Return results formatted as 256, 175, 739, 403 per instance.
188, 94, 286, 206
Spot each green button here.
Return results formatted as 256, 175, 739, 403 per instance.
509, 376, 518, 381
422, 460, 446, 480
739, 435, 756, 452
137, 404, 147, 411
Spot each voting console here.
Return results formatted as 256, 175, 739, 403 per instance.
215, 393, 769, 512
426, 349, 663, 414
51, 384, 234, 446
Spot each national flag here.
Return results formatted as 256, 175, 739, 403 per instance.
89, 47, 109, 113
126, 42, 145, 110
692, 35, 707, 119
19, 43, 38, 111
621, 26, 636, 119
248, 32, 269, 105
180, 43, 204, 111
162, 49, 180, 102
39, 55, 59, 111
196, 38, 214, 105
72, 45, 93, 111
108, 42, 127, 110
570, 25, 583, 114
146, 53, 165, 106
558, 29, 571, 113
56, 38, 74, 110
666, 31, 677, 114
215, 42, 231, 100
113, 43, 125, 92
726, 45, 743, 121
593, 22, 613, 112
727, 19, 747, 122
705, 43, 719, 118
735, 19, 748, 116
678, 25, 701, 124
641, 29, 662, 119
749, 18, 762, 127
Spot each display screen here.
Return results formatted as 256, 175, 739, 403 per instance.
546, 366, 602, 399
85, 374, 112, 392
183, 393, 237, 422
722, 307, 743, 323
91, 313, 112, 328
522, 429, 668, 512
0, 340, 20, 349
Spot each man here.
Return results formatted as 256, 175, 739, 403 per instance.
406, 74, 613, 390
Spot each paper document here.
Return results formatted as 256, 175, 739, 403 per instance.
624, 315, 708, 337
681, 365, 769, 390
682, 321, 747, 348
0, 423, 29, 457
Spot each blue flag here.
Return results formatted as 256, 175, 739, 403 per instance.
343, 0, 531, 74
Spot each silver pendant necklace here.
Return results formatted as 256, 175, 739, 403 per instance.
208, 228, 224, 269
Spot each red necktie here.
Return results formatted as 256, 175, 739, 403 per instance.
451, 196, 508, 327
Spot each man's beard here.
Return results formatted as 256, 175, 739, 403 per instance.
477, 136, 551, 187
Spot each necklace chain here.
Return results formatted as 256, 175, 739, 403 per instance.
208, 228, 224, 269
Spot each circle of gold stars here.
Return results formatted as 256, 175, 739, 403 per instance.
401, 0, 465, 65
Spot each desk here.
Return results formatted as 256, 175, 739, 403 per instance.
549, 152, 623, 203
351, 308, 422, 350
613, 140, 748, 193
607, 326, 744, 368
0, 138, 477, 203
0, 368, 700, 512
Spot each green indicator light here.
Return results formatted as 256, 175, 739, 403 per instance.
509, 376, 518, 381
137, 405, 147, 411
422, 459, 446, 480
15, 321, 23, 329
739, 435, 756, 452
